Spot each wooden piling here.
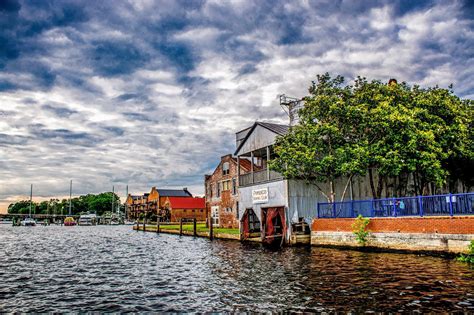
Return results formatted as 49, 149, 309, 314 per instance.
179, 218, 183, 236
209, 215, 214, 240
136, 220, 139, 231
156, 219, 160, 233
193, 218, 197, 236
143, 217, 146, 231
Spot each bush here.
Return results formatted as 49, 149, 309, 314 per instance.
457, 240, 474, 264
352, 215, 371, 246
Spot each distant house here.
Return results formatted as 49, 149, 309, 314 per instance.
204, 154, 252, 228
126, 187, 193, 221
162, 197, 206, 222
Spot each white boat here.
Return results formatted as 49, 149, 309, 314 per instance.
21, 217, 36, 226
110, 217, 120, 225
78, 214, 97, 226
0, 219, 13, 225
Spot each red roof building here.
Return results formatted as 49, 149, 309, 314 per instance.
163, 197, 207, 222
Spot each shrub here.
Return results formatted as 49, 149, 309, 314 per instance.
457, 240, 474, 264
352, 215, 371, 246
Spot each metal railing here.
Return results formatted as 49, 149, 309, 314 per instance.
239, 169, 284, 187
317, 192, 474, 218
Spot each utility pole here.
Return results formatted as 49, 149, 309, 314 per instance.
69, 180, 72, 216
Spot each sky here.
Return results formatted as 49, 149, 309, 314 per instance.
0, 0, 473, 212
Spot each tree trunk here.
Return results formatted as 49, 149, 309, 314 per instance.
376, 175, 384, 199
329, 180, 335, 203
369, 168, 377, 199
340, 175, 354, 202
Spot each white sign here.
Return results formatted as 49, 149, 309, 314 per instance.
252, 188, 269, 204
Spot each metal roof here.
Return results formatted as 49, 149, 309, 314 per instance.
234, 121, 289, 155
157, 189, 192, 197
257, 122, 290, 135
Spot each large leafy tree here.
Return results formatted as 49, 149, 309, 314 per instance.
270, 74, 369, 202
270, 73, 473, 200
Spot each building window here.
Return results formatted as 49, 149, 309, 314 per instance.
222, 180, 231, 191
208, 183, 212, 198
217, 182, 221, 197
200, 209, 203, 212
232, 178, 237, 195
222, 162, 230, 175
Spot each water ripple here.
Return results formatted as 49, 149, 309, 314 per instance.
0, 225, 473, 312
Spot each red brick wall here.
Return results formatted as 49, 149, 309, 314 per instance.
205, 154, 243, 229
171, 208, 207, 222
312, 216, 474, 234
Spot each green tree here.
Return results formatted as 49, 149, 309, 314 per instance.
8, 200, 32, 214
270, 74, 369, 202
270, 73, 473, 200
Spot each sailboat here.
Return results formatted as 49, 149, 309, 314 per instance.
21, 184, 36, 226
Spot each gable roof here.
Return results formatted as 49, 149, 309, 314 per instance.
168, 197, 205, 209
157, 189, 192, 197
234, 121, 289, 155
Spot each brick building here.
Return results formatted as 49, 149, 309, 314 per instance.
204, 154, 252, 228
126, 187, 192, 221
162, 197, 206, 222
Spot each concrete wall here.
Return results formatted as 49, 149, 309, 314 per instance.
311, 216, 474, 253
311, 231, 474, 253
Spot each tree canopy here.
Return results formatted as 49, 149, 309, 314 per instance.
269, 73, 473, 201
7, 192, 121, 216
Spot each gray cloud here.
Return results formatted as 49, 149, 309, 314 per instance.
0, 0, 472, 211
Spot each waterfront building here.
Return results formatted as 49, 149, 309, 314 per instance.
162, 197, 206, 222
234, 121, 390, 245
204, 154, 252, 228
126, 187, 192, 220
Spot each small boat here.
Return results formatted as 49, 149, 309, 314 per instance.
0, 218, 13, 225
78, 214, 97, 226
109, 217, 120, 225
21, 217, 36, 226
64, 217, 77, 226
124, 220, 136, 225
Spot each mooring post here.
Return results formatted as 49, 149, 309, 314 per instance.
179, 218, 183, 236
209, 215, 214, 240
156, 219, 160, 233
193, 218, 197, 236
143, 216, 146, 231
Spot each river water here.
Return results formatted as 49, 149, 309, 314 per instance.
0, 225, 473, 312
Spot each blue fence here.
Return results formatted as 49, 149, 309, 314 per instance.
317, 192, 474, 218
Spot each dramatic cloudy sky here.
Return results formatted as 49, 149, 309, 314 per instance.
0, 0, 473, 211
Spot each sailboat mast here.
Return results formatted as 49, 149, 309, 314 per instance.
125, 185, 128, 219
29, 184, 33, 217
69, 180, 72, 216
112, 185, 115, 213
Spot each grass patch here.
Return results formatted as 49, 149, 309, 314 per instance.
150, 223, 240, 235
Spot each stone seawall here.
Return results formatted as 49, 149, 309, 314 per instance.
311, 216, 474, 254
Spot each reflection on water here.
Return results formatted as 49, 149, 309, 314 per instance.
0, 226, 473, 312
